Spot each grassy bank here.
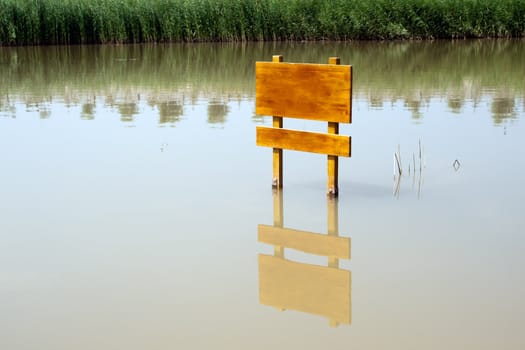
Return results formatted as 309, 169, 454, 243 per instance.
1, 0, 525, 45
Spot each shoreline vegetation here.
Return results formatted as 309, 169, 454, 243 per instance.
1, 0, 525, 45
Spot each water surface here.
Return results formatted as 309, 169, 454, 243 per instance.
1, 40, 524, 350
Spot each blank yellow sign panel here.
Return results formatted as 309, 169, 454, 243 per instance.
259, 254, 351, 324
255, 62, 352, 123
256, 126, 351, 157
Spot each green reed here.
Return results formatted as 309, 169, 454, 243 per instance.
1, 0, 524, 45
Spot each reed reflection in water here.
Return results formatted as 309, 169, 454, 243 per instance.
1, 40, 524, 125
258, 191, 351, 327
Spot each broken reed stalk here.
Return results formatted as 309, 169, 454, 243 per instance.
394, 152, 402, 176
397, 144, 402, 175
418, 138, 422, 172
393, 172, 401, 197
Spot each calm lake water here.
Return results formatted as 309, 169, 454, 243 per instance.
1, 40, 524, 350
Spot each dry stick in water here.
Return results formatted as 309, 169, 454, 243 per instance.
419, 138, 422, 172
412, 163, 417, 189
398, 144, 402, 173
394, 152, 402, 176
413, 153, 416, 176
418, 171, 423, 199
393, 173, 401, 198
423, 145, 426, 169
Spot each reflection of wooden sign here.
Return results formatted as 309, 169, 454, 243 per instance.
259, 254, 351, 324
258, 224, 350, 259
258, 192, 351, 326
255, 56, 352, 196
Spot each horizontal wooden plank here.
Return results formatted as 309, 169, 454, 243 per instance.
256, 126, 351, 157
258, 224, 350, 259
256, 62, 352, 123
259, 254, 351, 324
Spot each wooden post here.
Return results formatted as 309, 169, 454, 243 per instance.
273, 189, 284, 258
272, 188, 285, 311
327, 196, 340, 327
327, 57, 340, 196
326, 198, 339, 327
272, 55, 284, 188
327, 197, 339, 269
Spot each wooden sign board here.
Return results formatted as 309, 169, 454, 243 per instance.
259, 254, 351, 324
255, 56, 353, 194
256, 62, 352, 123
256, 127, 351, 157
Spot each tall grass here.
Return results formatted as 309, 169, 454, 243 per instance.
1, 0, 525, 45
